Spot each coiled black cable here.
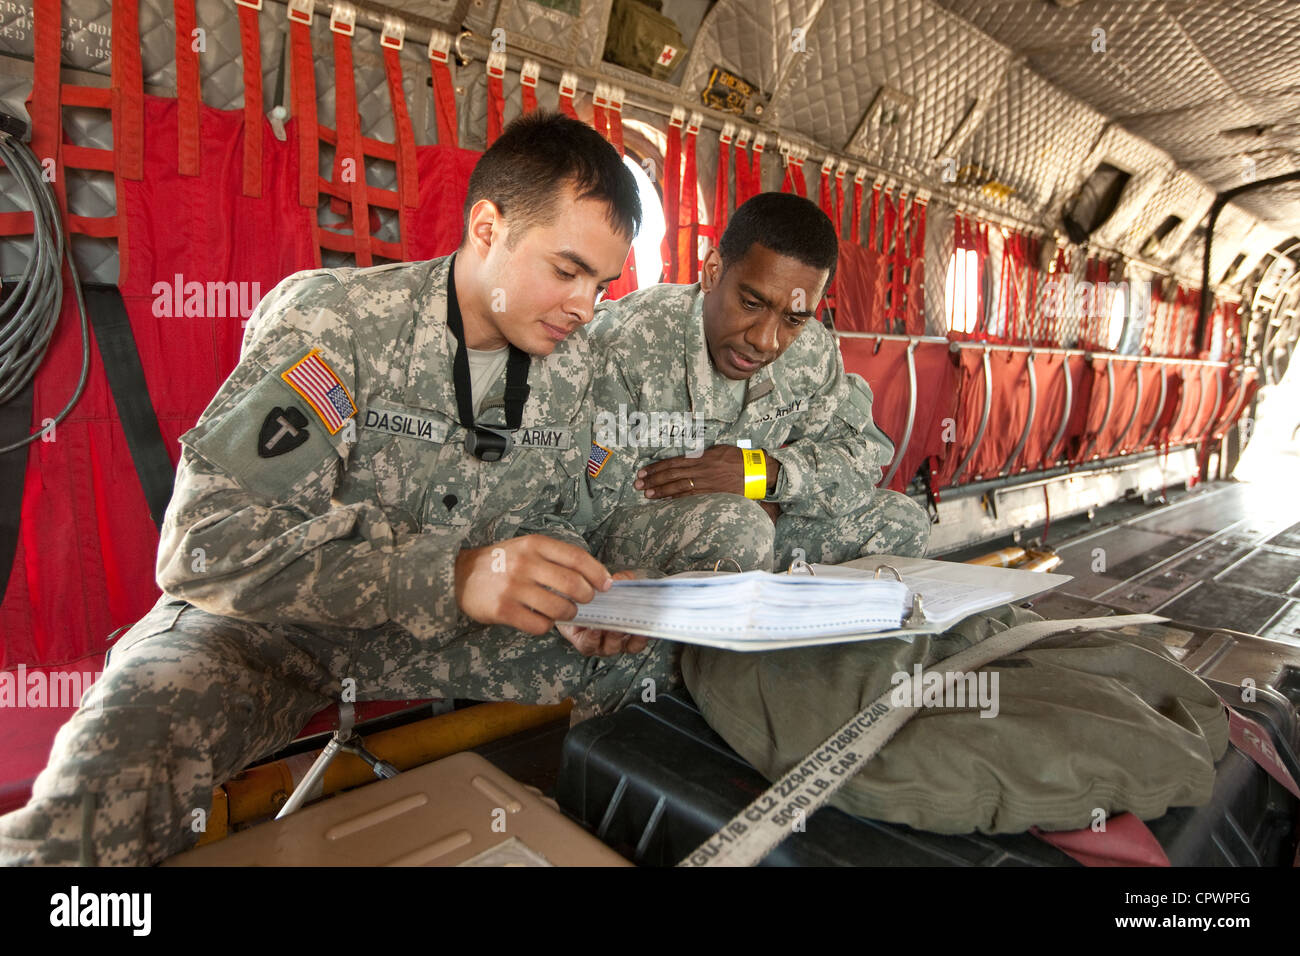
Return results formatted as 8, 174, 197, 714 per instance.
0, 121, 90, 454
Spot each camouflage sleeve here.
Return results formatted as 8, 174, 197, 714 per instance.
155, 272, 468, 637
584, 342, 643, 534
766, 330, 896, 519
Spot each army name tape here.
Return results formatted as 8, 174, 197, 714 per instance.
679, 612, 1168, 867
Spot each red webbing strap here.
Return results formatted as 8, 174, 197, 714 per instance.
679, 113, 700, 283
428, 34, 459, 146
112, 0, 144, 183
0, 212, 33, 234
711, 123, 732, 250
850, 171, 864, 245
731, 131, 749, 207
833, 165, 845, 239
485, 52, 505, 147
892, 191, 908, 333
817, 160, 832, 217
238, 1, 264, 197
557, 71, 578, 119
591, 83, 609, 139
290, 11, 319, 210
867, 181, 880, 251
780, 146, 794, 194
792, 154, 807, 197
607, 88, 625, 156
27, 0, 63, 207
975, 221, 989, 335
331, 22, 373, 265
661, 108, 683, 283
173, 0, 201, 177
381, 44, 418, 213
749, 136, 764, 206
520, 60, 540, 116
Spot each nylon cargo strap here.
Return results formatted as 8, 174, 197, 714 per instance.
84, 285, 175, 530
485, 51, 506, 146
428, 30, 458, 146
679, 612, 1168, 867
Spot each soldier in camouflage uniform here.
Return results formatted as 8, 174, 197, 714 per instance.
587, 193, 931, 572
0, 113, 766, 866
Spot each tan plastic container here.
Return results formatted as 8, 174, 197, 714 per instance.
164, 752, 630, 867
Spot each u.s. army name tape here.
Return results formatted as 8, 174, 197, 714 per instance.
679, 612, 1168, 867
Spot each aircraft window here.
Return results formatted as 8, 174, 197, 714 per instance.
1063, 162, 1131, 244
1105, 282, 1127, 351
944, 248, 981, 333
622, 153, 667, 286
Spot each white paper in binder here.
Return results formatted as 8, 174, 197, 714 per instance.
569, 555, 1072, 652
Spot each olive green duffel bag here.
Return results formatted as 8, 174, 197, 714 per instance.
681, 604, 1229, 835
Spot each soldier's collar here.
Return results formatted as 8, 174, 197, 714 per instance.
684, 286, 742, 422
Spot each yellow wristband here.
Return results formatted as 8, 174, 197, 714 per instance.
742, 448, 767, 500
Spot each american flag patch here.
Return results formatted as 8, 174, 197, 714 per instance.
586, 441, 612, 478
280, 350, 356, 434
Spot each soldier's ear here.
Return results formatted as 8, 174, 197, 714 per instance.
465, 199, 503, 258
700, 247, 723, 292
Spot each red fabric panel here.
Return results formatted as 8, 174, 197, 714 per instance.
817, 167, 832, 216
1019, 353, 1075, 471
238, 3, 263, 197
832, 240, 887, 333
0, 97, 316, 669
1033, 814, 1170, 867
838, 338, 958, 492
1073, 359, 1112, 463
1149, 371, 1184, 450
1184, 365, 1224, 443
1124, 364, 1168, 454
1208, 368, 1258, 441
173, 0, 201, 177
405, 144, 482, 260
1092, 360, 1141, 459
933, 348, 987, 488
968, 350, 1032, 479
0, 652, 106, 815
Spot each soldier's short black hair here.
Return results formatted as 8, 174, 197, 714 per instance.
719, 192, 839, 286
462, 111, 641, 244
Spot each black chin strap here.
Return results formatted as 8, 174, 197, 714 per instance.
445, 254, 531, 461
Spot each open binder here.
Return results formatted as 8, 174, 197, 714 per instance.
570, 555, 1073, 651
